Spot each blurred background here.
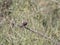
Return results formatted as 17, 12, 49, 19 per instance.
0, 0, 60, 45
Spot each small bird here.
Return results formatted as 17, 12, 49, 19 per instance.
20, 21, 27, 27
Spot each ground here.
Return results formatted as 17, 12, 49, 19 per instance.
0, 0, 60, 45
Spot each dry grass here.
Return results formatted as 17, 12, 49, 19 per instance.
0, 0, 60, 45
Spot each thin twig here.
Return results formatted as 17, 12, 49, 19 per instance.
24, 26, 59, 45
17, 22, 59, 45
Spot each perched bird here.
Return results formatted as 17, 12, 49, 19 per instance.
20, 21, 27, 27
